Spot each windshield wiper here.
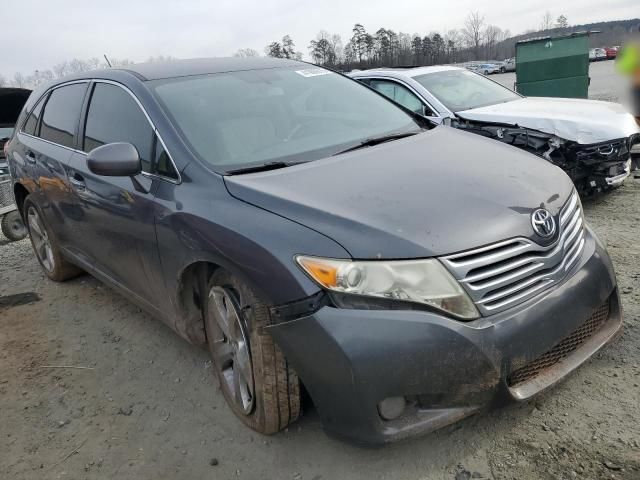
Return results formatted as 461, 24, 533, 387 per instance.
332, 131, 421, 156
225, 161, 305, 175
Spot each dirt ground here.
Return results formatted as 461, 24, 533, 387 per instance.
1, 178, 640, 479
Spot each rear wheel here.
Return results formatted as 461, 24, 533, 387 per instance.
24, 197, 82, 281
1, 211, 27, 241
203, 269, 300, 434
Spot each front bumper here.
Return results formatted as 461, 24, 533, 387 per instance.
268, 227, 621, 445
605, 158, 632, 187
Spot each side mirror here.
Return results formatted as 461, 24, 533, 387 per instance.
86, 142, 141, 177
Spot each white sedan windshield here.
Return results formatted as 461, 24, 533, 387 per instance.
414, 70, 520, 112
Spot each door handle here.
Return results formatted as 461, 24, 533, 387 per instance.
25, 150, 36, 164
70, 173, 86, 191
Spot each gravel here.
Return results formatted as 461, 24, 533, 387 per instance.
1, 180, 640, 479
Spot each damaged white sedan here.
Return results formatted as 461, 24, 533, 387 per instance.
351, 66, 640, 195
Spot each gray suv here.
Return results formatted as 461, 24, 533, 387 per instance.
5, 58, 621, 445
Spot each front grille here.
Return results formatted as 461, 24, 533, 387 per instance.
0, 175, 14, 209
507, 300, 610, 387
441, 191, 585, 315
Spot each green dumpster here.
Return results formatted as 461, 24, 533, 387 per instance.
515, 32, 592, 98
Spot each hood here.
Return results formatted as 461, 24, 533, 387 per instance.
224, 127, 574, 259
457, 97, 640, 145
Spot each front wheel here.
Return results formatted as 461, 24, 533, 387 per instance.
1, 211, 28, 241
203, 270, 300, 434
500, 67, 506, 73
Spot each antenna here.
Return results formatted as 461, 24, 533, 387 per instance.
103, 54, 112, 68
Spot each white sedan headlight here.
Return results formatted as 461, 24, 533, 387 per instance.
296, 256, 479, 320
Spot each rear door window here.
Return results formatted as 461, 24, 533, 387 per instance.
83, 83, 154, 172
39, 84, 87, 148
23, 94, 48, 136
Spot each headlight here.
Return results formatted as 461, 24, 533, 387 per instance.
296, 256, 479, 320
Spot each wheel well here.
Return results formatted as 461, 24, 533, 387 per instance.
176, 261, 219, 346
13, 183, 29, 220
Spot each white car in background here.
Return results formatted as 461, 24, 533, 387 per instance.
500, 58, 516, 73
350, 65, 640, 194
590, 48, 607, 61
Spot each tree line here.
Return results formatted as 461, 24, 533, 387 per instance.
258, 13, 639, 71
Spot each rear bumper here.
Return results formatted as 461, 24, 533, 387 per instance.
268, 227, 621, 445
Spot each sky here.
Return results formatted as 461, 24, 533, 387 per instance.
1, 0, 637, 77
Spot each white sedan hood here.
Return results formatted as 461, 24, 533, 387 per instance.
457, 97, 640, 145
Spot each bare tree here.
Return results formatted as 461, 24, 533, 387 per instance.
484, 25, 502, 59
147, 55, 176, 63
265, 42, 283, 58
309, 31, 342, 66
109, 58, 135, 67
462, 11, 485, 60
265, 36, 301, 60
556, 14, 569, 28
281, 35, 302, 60
13, 72, 26, 88
0, 74, 6, 87
540, 11, 554, 31
233, 48, 259, 57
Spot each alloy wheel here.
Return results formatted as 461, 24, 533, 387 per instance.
208, 286, 255, 414
27, 206, 55, 272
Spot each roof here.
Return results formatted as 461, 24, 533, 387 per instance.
350, 64, 462, 78
120, 57, 306, 81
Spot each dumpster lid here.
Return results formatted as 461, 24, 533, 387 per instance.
517, 30, 600, 45
0, 88, 31, 127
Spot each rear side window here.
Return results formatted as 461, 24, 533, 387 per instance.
23, 95, 48, 136
83, 83, 153, 172
39, 84, 87, 148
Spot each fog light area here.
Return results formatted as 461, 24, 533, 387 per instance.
377, 396, 406, 420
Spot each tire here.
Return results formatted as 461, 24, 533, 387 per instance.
23, 196, 82, 281
203, 269, 300, 434
1, 211, 28, 241
500, 67, 506, 74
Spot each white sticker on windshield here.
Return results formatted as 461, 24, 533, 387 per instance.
295, 68, 332, 78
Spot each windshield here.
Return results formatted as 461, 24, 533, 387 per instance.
413, 69, 520, 112
151, 66, 419, 172
0, 127, 13, 140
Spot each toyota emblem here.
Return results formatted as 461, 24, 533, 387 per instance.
531, 208, 556, 238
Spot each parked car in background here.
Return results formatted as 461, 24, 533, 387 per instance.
478, 63, 500, 75
595, 48, 607, 61
0, 88, 30, 240
604, 47, 618, 60
351, 66, 640, 195
589, 49, 598, 62
5, 57, 623, 444
500, 57, 516, 73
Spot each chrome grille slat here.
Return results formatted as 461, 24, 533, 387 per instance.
441, 191, 585, 315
